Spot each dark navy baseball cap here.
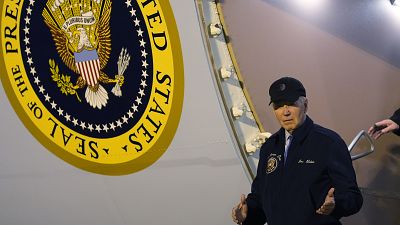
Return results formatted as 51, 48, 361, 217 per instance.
268, 77, 306, 105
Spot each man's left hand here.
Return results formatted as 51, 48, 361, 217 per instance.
316, 187, 335, 215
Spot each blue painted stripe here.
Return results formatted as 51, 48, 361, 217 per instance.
74, 50, 99, 62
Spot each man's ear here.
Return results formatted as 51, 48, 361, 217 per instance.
304, 98, 308, 113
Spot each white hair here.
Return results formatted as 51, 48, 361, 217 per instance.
296, 96, 307, 104
295, 96, 308, 112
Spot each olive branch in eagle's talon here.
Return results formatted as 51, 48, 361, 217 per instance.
49, 59, 82, 102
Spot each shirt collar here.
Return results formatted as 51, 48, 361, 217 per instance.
285, 130, 291, 141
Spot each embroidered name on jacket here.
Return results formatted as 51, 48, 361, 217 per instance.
298, 159, 316, 164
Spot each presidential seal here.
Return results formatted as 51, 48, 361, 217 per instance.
266, 154, 280, 174
0, 0, 184, 175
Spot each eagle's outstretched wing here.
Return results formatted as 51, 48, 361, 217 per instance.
43, 19, 78, 74
96, 1, 112, 70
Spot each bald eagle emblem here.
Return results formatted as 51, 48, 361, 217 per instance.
42, 0, 130, 109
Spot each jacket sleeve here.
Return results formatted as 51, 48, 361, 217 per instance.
243, 147, 267, 225
390, 108, 400, 136
327, 138, 363, 219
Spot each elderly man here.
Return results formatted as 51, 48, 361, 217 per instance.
232, 77, 363, 225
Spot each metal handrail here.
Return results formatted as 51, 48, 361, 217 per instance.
348, 130, 375, 160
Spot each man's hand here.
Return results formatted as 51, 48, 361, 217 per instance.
232, 194, 248, 224
368, 119, 399, 140
316, 188, 335, 215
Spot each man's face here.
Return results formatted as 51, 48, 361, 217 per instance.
273, 98, 307, 134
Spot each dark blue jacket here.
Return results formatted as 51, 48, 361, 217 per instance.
390, 108, 400, 136
244, 116, 363, 225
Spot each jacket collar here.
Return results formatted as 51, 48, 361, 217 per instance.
276, 116, 314, 145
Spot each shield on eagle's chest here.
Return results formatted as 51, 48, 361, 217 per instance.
74, 50, 101, 86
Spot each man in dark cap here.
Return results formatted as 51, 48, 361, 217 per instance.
232, 77, 363, 225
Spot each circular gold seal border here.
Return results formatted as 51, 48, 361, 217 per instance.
0, 0, 184, 175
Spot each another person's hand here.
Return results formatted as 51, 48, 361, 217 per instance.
316, 188, 335, 215
232, 194, 248, 224
368, 119, 400, 140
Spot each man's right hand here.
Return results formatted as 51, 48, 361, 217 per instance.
368, 119, 399, 140
232, 194, 248, 224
